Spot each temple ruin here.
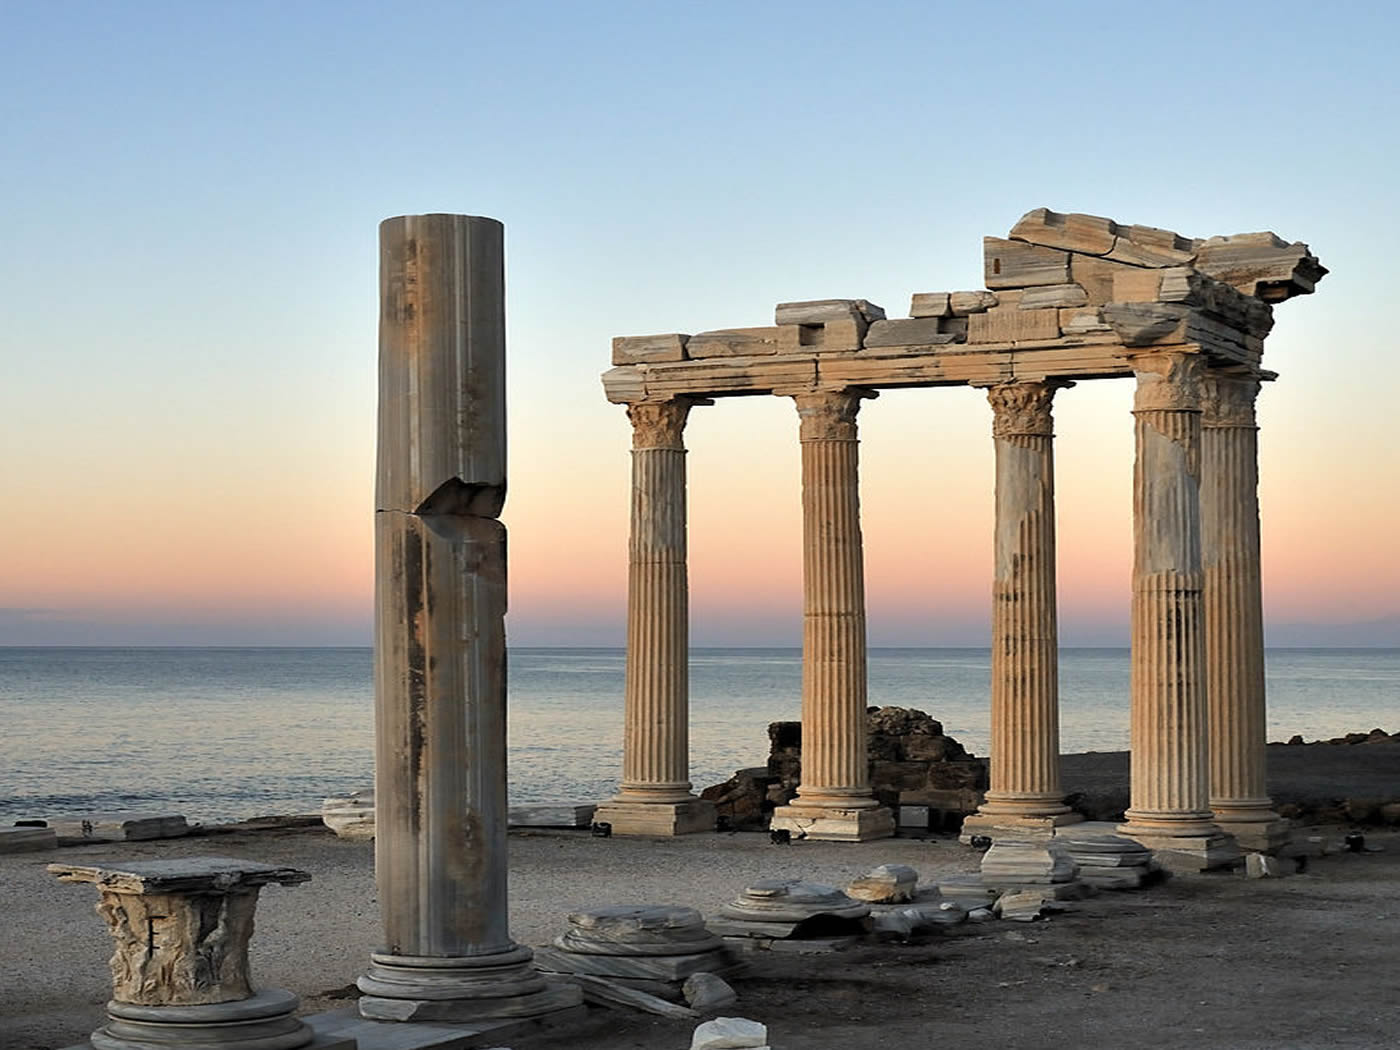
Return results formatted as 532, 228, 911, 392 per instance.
596, 208, 1326, 869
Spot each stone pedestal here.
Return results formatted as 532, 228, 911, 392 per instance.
769, 389, 894, 843
1201, 371, 1288, 852
595, 398, 715, 837
1117, 354, 1237, 871
963, 380, 1081, 843
363, 214, 581, 1023
49, 857, 333, 1050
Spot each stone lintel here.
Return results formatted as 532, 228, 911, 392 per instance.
591, 799, 716, 837
769, 805, 895, 843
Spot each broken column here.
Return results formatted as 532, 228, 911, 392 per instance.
50, 857, 331, 1050
594, 398, 715, 836
1118, 352, 1236, 871
1201, 370, 1288, 851
359, 213, 581, 1021
963, 379, 1081, 840
769, 388, 894, 842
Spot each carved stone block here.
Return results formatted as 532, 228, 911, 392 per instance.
984, 237, 1071, 288
612, 333, 690, 365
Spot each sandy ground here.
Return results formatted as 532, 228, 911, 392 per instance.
3, 824, 1397, 1050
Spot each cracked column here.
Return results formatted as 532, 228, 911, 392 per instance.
594, 398, 715, 836
770, 388, 894, 842
1202, 370, 1288, 852
359, 214, 582, 1023
1118, 352, 1236, 871
962, 379, 1081, 842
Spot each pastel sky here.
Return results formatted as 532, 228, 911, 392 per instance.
2, 0, 1396, 647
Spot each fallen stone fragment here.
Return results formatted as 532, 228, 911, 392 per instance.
1245, 853, 1287, 878
559, 973, 698, 1019
995, 890, 1053, 922
692, 1016, 768, 1050
774, 298, 885, 325
49, 813, 188, 843
322, 790, 375, 841
847, 863, 918, 903
683, 973, 738, 1013
967, 907, 995, 923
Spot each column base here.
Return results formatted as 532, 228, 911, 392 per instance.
358, 948, 583, 1023
769, 804, 895, 842
1211, 812, 1291, 853
88, 988, 327, 1050
1117, 820, 1240, 873
591, 798, 715, 837
959, 809, 1084, 845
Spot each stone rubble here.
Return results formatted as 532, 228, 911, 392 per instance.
846, 863, 918, 903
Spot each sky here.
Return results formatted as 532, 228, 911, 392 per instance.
2, 0, 1397, 647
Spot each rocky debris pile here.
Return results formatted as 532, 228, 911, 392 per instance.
1059, 833, 1159, 890
533, 905, 741, 995
710, 879, 871, 951
700, 707, 988, 830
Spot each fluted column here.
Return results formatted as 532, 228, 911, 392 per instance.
1202, 371, 1287, 851
1118, 352, 1236, 871
964, 380, 1080, 839
769, 388, 893, 842
595, 399, 715, 836
360, 214, 581, 1021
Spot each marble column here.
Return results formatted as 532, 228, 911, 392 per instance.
770, 388, 894, 842
962, 380, 1081, 842
359, 214, 581, 1022
594, 398, 715, 836
1118, 352, 1236, 871
1202, 371, 1288, 851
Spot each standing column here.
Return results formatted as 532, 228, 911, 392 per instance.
594, 398, 715, 836
1202, 371, 1288, 851
963, 379, 1081, 842
770, 388, 894, 842
1118, 352, 1236, 871
359, 215, 581, 1022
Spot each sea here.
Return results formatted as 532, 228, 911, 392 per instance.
1, 647, 1396, 825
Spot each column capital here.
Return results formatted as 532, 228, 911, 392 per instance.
791, 387, 877, 442
985, 379, 1073, 438
626, 398, 706, 450
1201, 371, 1261, 429
1130, 351, 1207, 413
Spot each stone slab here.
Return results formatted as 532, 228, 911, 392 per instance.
49, 813, 189, 843
774, 299, 884, 325
612, 333, 689, 365
304, 1004, 585, 1050
0, 827, 58, 853
49, 855, 310, 893
686, 327, 783, 358
508, 803, 596, 828
909, 292, 951, 318
984, 237, 1072, 288
863, 317, 950, 348
532, 946, 736, 982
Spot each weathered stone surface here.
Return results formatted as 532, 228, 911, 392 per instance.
1245, 853, 1287, 878
687, 327, 784, 358
683, 973, 738, 1013
50, 813, 189, 843
612, 333, 690, 365
847, 864, 919, 903
323, 790, 375, 840
1018, 283, 1088, 310
774, 318, 864, 354
1107, 224, 1197, 267
1010, 209, 1118, 255
691, 1016, 768, 1050
510, 802, 597, 827
775, 299, 884, 325
555, 905, 722, 956
534, 946, 736, 983
949, 290, 999, 315
1194, 232, 1326, 301
968, 305, 1061, 344
0, 826, 57, 853
864, 317, 954, 347
980, 841, 1078, 884
558, 973, 698, 1019
909, 291, 951, 318
985, 237, 1072, 288
1101, 302, 1189, 345
720, 879, 869, 924
1111, 268, 1163, 303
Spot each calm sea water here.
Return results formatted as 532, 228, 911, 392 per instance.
1, 647, 1395, 824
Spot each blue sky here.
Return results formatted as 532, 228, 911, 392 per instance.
2, 1, 1397, 646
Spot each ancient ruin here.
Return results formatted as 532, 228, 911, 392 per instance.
600, 208, 1325, 866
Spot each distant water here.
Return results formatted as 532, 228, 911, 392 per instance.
1, 647, 1395, 824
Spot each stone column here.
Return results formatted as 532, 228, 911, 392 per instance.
962, 380, 1081, 842
770, 388, 894, 842
1118, 352, 1236, 871
1202, 371, 1288, 851
594, 398, 715, 836
359, 214, 581, 1022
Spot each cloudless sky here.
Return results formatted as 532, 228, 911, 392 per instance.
2, 0, 1397, 645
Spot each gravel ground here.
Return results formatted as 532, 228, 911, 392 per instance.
3, 825, 1397, 1050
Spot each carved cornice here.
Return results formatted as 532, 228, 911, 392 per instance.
627, 399, 694, 450
986, 380, 1069, 437
792, 388, 874, 441
1130, 352, 1206, 413
1200, 372, 1260, 428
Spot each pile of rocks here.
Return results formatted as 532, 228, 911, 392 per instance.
533, 905, 741, 994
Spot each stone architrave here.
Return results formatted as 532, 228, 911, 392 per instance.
49, 857, 336, 1050
963, 380, 1082, 841
1201, 371, 1288, 851
594, 398, 716, 836
1117, 353, 1237, 871
360, 214, 582, 1022
769, 389, 894, 842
